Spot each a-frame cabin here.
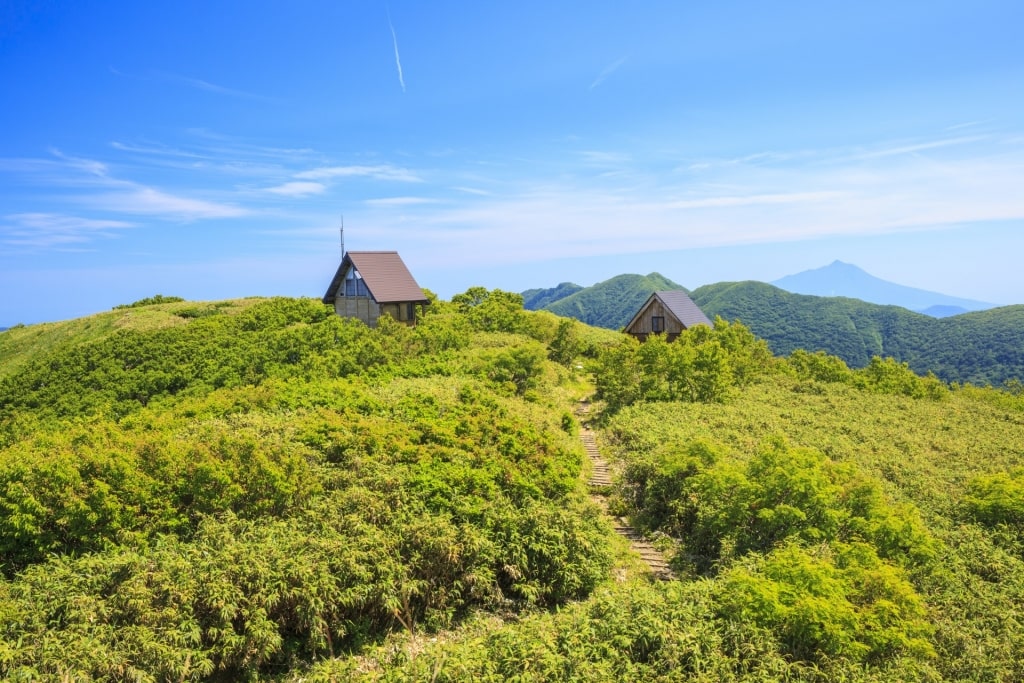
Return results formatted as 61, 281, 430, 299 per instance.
624, 290, 712, 341
322, 251, 429, 326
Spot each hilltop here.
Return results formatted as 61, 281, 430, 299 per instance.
2, 292, 1024, 681
523, 272, 684, 328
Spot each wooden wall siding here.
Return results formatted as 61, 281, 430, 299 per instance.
381, 303, 404, 322
334, 295, 381, 326
625, 299, 685, 336
334, 296, 418, 326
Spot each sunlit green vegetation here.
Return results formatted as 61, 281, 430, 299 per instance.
0, 294, 615, 680
596, 327, 1024, 681
2, 294, 1023, 681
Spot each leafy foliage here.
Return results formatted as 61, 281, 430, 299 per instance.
0, 295, 612, 680
113, 294, 186, 309
603, 359, 1024, 680
964, 469, 1024, 527
593, 318, 774, 411
4, 288, 1024, 681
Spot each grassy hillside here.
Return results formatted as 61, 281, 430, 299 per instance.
3, 293, 1024, 681
532, 272, 684, 329
298, 321, 1024, 682
0, 297, 260, 379
0, 293, 620, 680
691, 281, 1024, 385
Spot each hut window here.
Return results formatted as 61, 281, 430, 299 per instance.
344, 270, 369, 297
652, 316, 665, 333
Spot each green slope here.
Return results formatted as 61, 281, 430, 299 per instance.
0, 294, 613, 679
691, 280, 1024, 385
539, 272, 684, 329
522, 281, 583, 310
5, 291, 1024, 681
0, 298, 260, 379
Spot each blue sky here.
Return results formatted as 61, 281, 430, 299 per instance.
2, 0, 1023, 325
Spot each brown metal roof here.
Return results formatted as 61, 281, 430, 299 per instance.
322, 251, 429, 304
655, 290, 713, 328
625, 290, 712, 332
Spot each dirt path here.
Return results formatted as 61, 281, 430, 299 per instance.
577, 404, 674, 581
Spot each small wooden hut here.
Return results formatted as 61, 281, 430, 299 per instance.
624, 290, 712, 341
322, 251, 429, 326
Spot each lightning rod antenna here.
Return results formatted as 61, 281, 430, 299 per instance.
340, 215, 345, 259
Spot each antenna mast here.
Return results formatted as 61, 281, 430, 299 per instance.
340, 215, 345, 258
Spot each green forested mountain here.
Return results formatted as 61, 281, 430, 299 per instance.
524, 272, 684, 328
691, 281, 1024, 385
3, 293, 1024, 681
522, 281, 583, 310
523, 274, 1024, 385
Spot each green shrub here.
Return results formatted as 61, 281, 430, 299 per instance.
964, 470, 1024, 527
717, 542, 934, 665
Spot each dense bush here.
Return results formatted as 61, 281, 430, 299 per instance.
0, 297, 612, 680
619, 437, 936, 574
113, 294, 185, 309
964, 469, 1024, 527
594, 318, 774, 411
4, 293, 1024, 681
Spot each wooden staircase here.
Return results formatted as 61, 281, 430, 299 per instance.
577, 404, 673, 581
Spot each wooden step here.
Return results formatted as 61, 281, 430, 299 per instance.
577, 404, 674, 580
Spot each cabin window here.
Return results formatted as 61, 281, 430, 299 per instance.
407, 303, 416, 321
343, 270, 369, 297
652, 316, 665, 333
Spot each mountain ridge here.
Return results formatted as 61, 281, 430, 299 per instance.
520, 273, 1022, 385
772, 260, 994, 315
690, 280, 1023, 385
524, 272, 685, 329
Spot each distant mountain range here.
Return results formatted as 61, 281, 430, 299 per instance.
523, 272, 683, 329
691, 282, 1023, 386
772, 261, 994, 317
522, 267, 1022, 385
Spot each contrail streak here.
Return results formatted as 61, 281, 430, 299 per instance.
387, 8, 406, 92
590, 56, 627, 90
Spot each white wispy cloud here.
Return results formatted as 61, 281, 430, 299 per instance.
295, 164, 422, 182
579, 150, 632, 165
387, 7, 406, 93
2, 213, 135, 249
264, 181, 327, 197
844, 135, 986, 161
664, 191, 845, 210
48, 148, 110, 178
364, 196, 439, 207
82, 187, 251, 220
37, 149, 254, 220
110, 65, 274, 100
589, 56, 627, 89
451, 186, 492, 196
351, 135, 1024, 268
